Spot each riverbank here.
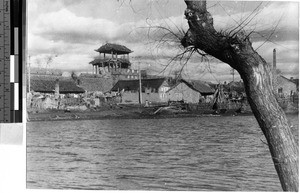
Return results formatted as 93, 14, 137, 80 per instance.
27, 105, 253, 122
27, 111, 224, 122
27, 102, 298, 122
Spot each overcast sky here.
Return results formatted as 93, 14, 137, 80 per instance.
28, 0, 299, 83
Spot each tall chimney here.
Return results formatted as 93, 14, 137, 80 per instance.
273, 48, 276, 70
55, 79, 59, 99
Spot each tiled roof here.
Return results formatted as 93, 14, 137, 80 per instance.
89, 58, 130, 64
89, 58, 131, 68
225, 81, 245, 93
111, 78, 166, 92
30, 76, 85, 94
95, 43, 132, 54
279, 75, 298, 84
181, 79, 215, 95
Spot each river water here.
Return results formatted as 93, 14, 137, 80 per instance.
27, 115, 299, 191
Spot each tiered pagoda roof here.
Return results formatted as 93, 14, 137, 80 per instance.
95, 43, 132, 55
89, 58, 131, 68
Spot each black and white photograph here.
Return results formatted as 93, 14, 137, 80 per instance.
26, 0, 299, 191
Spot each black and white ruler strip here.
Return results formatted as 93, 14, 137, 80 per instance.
11, 0, 23, 123
0, 0, 23, 123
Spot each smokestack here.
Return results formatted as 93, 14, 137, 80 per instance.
55, 79, 59, 99
273, 48, 276, 70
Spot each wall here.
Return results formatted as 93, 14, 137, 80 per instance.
29, 97, 58, 110
143, 92, 161, 103
121, 91, 161, 104
120, 81, 170, 104
275, 76, 297, 97
109, 68, 139, 80
158, 85, 170, 103
121, 92, 139, 103
166, 82, 200, 103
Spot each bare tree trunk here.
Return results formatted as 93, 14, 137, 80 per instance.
181, 1, 298, 191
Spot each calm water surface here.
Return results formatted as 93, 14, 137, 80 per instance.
27, 115, 299, 191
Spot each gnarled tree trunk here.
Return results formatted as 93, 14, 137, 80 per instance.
181, 1, 298, 191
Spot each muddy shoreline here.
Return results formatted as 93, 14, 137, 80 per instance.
27, 104, 298, 122
27, 108, 255, 122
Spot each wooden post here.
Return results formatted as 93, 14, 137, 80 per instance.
55, 79, 59, 99
28, 55, 31, 93
273, 48, 276, 70
139, 62, 142, 104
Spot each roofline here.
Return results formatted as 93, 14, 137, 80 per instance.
95, 50, 133, 54
280, 75, 297, 84
111, 78, 167, 91
180, 79, 215, 94
95, 43, 133, 54
115, 78, 166, 82
94, 49, 133, 53
32, 90, 85, 94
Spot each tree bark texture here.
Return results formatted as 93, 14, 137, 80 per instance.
182, 1, 298, 191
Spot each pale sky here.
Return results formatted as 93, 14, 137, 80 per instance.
28, 0, 299, 83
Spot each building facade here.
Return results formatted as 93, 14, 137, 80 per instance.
275, 75, 297, 97
166, 79, 215, 103
111, 78, 170, 104
271, 49, 298, 97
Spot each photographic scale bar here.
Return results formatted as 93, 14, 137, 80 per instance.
0, 0, 22, 123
